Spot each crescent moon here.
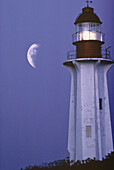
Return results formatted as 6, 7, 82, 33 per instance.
27, 43, 39, 68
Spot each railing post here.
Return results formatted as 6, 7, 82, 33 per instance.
67, 50, 76, 60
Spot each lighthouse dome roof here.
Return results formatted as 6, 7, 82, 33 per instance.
74, 7, 102, 25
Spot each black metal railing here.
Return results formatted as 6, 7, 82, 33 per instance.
67, 50, 76, 60
72, 31, 105, 43
101, 46, 113, 60
67, 47, 112, 60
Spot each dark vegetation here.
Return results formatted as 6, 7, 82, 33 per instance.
21, 152, 114, 170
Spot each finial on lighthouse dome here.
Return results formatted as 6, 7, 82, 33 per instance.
86, 1, 92, 7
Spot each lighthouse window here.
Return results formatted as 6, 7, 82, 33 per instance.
90, 23, 96, 31
96, 24, 101, 32
76, 22, 103, 41
86, 126, 91, 137
99, 98, 102, 110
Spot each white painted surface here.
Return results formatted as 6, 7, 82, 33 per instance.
64, 58, 113, 162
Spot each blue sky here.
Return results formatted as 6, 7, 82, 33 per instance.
0, 0, 114, 169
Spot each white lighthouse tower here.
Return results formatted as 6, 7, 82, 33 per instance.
64, 2, 113, 163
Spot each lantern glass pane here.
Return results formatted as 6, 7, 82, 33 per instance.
76, 22, 102, 41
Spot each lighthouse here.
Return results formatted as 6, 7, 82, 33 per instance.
64, 2, 114, 163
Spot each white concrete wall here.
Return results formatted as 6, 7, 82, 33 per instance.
65, 64, 76, 161
64, 58, 113, 162
79, 62, 96, 160
97, 62, 113, 157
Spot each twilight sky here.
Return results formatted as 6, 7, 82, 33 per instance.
0, 0, 114, 169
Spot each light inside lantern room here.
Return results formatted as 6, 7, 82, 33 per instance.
82, 31, 96, 40
76, 22, 103, 41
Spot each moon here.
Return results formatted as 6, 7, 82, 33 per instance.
27, 43, 39, 68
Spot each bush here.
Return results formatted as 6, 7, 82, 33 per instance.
22, 152, 114, 170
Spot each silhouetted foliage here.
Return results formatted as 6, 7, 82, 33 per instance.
22, 151, 114, 170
